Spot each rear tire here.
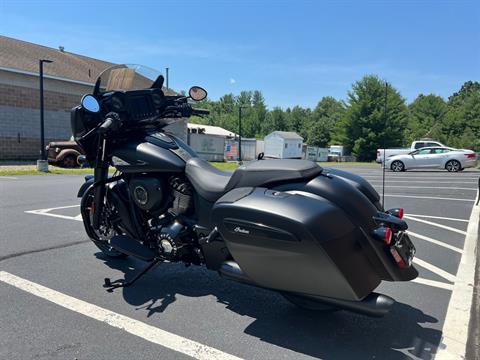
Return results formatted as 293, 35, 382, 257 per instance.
391, 160, 405, 172
80, 187, 127, 258
282, 292, 338, 312
445, 160, 461, 172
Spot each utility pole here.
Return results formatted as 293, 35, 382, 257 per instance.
37, 59, 53, 172
165, 67, 169, 89
382, 82, 388, 207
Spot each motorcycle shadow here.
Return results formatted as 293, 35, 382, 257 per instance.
98, 254, 442, 360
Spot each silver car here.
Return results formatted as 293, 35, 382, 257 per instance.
385, 147, 477, 172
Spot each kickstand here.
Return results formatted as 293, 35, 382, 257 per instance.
103, 258, 162, 292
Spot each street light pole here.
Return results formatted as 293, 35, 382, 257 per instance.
38, 59, 53, 171
238, 106, 245, 162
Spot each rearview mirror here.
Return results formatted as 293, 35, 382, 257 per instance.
81, 94, 100, 113
189, 86, 207, 101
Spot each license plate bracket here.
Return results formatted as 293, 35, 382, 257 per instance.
390, 232, 416, 268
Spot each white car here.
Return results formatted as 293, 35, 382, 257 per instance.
385, 147, 477, 172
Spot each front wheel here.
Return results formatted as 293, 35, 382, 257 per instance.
391, 160, 405, 172
281, 292, 338, 312
80, 186, 127, 258
445, 160, 461, 172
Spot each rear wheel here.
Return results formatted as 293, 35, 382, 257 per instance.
445, 160, 461, 172
282, 292, 338, 312
80, 187, 127, 258
391, 160, 405, 172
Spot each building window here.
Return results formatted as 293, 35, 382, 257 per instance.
298, 143, 301, 148
285, 143, 288, 149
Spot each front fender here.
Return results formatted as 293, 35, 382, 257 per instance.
77, 175, 94, 197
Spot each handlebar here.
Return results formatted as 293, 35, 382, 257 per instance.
191, 108, 210, 116
98, 117, 114, 134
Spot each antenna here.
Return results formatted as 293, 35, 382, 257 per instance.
382, 82, 388, 208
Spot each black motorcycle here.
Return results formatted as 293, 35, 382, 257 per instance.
72, 64, 417, 317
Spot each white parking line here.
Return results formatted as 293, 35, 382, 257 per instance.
408, 231, 463, 254
25, 205, 82, 222
362, 176, 480, 180
411, 277, 454, 291
384, 194, 475, 202
435, 193, 479, 360
0, 271, 242, 360
405, 214, 469, 223
370, 180, 476, 185
404, 216, 467, 236
0, 176, 18, 179
375, 185, 476, 191
412, 258, 456, 283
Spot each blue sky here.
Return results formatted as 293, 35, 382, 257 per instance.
1, 0, 479, 108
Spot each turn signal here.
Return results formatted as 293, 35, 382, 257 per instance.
373, 226, 393, 245
387, 208, 404, 219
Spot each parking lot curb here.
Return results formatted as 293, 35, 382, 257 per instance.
436, 190, 479, 360
466, 213, 480, 360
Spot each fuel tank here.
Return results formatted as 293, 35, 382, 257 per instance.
110, 132, 197, 173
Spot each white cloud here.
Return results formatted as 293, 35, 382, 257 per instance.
230, 78, 236, 84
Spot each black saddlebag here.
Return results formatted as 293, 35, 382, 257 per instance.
211, 187, 382, 301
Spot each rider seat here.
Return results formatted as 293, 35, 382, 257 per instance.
185, 158, 322, 202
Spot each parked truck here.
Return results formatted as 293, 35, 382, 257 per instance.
376, 140, 446, 163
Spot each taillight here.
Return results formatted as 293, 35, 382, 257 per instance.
390, 247, 406, 268
465, 153, 476, 159
373, 226, 392, 245
384, 227, 392, 245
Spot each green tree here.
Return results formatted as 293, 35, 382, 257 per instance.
251, 90, 268, 137
443, 81, 480, 149
263, 107, 287, 134
307, 97, 345, 147
338, 75, 408, 161
287, 106, 310, 137
406, 94, 448, 143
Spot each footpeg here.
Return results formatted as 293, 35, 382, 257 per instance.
103, 258, 162, 292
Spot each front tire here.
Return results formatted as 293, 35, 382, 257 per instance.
80, 187, 127, 258
282, 292, 338, 312
391, 160, 405, 172
445, 160, 461, 172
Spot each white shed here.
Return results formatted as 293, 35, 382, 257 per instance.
264, 131, 303, 159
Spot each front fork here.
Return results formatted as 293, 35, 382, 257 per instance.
92, 136, 109, 230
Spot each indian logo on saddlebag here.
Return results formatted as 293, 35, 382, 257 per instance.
233, 226, 250, 235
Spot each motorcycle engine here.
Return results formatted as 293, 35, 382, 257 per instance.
129, 176, 166, 211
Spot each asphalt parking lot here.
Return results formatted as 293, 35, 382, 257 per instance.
0, 164, 479, 360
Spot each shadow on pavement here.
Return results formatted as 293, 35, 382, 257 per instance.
99, 254, 442, 360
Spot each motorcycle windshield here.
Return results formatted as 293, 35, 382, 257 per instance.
96, 64, 162, 92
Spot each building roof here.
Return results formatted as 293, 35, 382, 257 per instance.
0, 35, 115, 84
188, 123, 238, 137
267, 131, 303, 140
0, 36, 178, 95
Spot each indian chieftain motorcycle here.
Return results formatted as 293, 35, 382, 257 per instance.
72, 64, 417, 317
